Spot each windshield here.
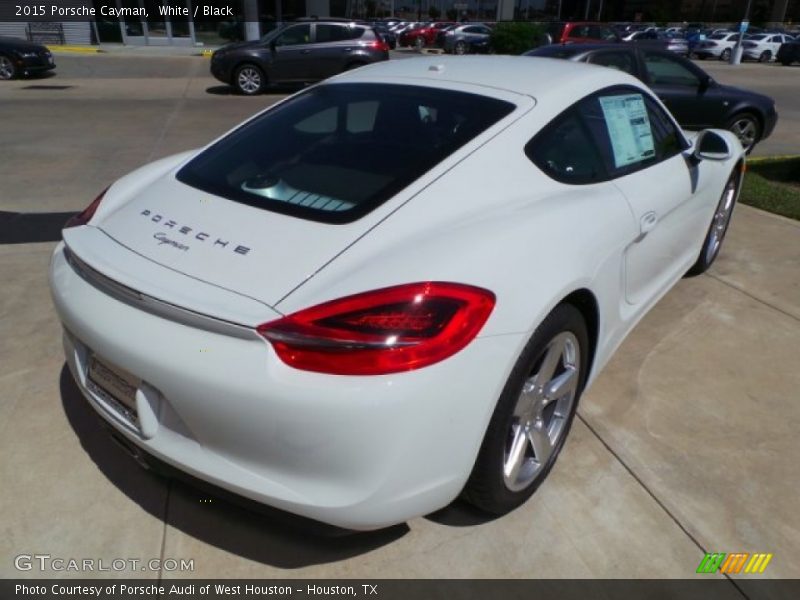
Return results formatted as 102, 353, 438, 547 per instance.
177, 84, 515, 224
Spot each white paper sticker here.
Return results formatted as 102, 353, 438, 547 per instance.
599, 94, 656, 168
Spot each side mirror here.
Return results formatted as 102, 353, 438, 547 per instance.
269, 40, 277, 51
698, 74, 712, 91
692, 130, 733, 163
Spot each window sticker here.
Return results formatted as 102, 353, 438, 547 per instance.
598, 94, 656, 168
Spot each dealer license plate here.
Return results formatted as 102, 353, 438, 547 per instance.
87, 355, 140, 425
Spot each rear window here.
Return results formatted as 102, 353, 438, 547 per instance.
176, 84, 515, 224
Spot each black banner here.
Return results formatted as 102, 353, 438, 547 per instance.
3, 580, 800, 600
0, 1, 244, 23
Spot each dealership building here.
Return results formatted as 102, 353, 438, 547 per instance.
0, 0, 796, 47
0, 0, 519, 47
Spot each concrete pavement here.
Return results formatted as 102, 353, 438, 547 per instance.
1, 53, 798, 584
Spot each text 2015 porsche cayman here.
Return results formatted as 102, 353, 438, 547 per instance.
50, 57, 744, 530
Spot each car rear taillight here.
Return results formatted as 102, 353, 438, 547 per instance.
258, 282, 495, 375
64, 188, 108, 229
370, 39, 391, 52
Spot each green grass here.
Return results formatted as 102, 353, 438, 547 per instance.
740, 156, 800, 221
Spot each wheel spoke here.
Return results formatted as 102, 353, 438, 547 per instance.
529, 426, 553, 465
536, 337, 565, 384
545, 366, 577, 403
504, 425, 529, 483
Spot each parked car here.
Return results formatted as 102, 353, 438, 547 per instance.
621, 30, 689, 56
210, 21, 390, 94
369, 22, 397, 49
0, 36, 55, 80
742, 33, 795, 62
776, 39, 800, 65
440, 23, 493, 54
544, 21, 620, 45
525, 44, 777, 152
694, 32, 741, 61
51, 56, 745, 530
400, 22, 454, 49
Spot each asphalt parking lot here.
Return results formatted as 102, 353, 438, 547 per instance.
1, 52, 799, 584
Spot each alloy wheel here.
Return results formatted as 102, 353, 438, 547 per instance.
454, 41, 467, 55
728, 116, 758, 151
503, 331, 580, 492
237, 67, 262, 95
704, 176, 737, 265
0, 55, 15, 80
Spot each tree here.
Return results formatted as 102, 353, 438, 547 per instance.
489, 22, 546, 55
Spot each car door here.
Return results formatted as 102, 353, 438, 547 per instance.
270, 24, 314, 83
310, 24, 356, 80
641, 49, 715, 129
579, 88, 704, 305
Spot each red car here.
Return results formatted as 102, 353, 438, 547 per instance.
545, 22, 620, 45
401, 22, 455, 49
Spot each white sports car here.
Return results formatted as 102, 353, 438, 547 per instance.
50, 56, 745, 530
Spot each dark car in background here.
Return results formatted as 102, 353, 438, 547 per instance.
621, 29, 689, 56
777, 39, 800, 65
439, 23, 493, 54
525, 44, 777, 152
0, 36, 55, 80
210, 21, 390, 95
369, 22, 397, 49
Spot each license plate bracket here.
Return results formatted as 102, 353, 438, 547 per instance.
87, 355, 140, 427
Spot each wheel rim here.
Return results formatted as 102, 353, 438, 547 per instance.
759, 51, 770, 62
0, 56, 14, 80
503, 331, 580, 492
415, 37, 424, 49
455, 42, 466, 55
721, 49, 731, 60
705, 176, 737, 264
729, 117, 758, 151
237, 67, 261, 94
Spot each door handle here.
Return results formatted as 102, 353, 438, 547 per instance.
639, 211, 658, 237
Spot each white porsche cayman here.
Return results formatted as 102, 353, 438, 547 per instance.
50, 56, 745, 530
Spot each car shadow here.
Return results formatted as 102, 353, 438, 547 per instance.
424, 500, 502, 527
59, 365, 409, 569
0, 210, 75, 245
205, 84, 301, 96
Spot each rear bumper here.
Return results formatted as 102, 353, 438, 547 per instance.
50, 242, 523, 529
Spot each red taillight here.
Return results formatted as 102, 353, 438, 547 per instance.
64, 188, 108, 229
258, 282, 495, 375
371, 39, 390, 52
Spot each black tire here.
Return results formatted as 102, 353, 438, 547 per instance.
414, 36, 425, 50
725, 112, 761, 154
686, 169, 740, 276
233, 63, 265, 95
0, 53, 17, 81
454, 41, 467, 55
758, 50, 771, 63
463, 304, 589, 515
720, 48, 732, 61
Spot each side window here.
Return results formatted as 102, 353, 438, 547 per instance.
643, 51, 700, 87
525, 109, 606, 184
581, 89, 686, 177
589, 51, 636, 76
275, 24, 311, 47
315, 24, 347, 43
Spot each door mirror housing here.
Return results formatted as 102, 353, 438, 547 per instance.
698, 74, 712, 92
692, 130, 733, 163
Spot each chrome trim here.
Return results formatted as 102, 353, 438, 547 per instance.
64, 245, 257, 340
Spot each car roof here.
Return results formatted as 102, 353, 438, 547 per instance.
329, 55, 645, 101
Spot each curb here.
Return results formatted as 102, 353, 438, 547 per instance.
46, 45, 101, 54
747, 155, 800, 163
